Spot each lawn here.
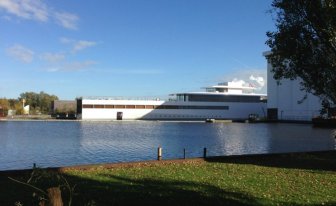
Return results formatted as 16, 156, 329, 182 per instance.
0, 151, 335, 205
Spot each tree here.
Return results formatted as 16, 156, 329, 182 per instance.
266, 0, 336, 111
0, 98, 10, 116
19, 91, 59, 114
14, 101, 23, 115
0, 98, 23, 116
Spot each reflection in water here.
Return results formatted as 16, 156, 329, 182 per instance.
266, 124, 336, 153
331, 130, 336, 150
0, 121, 83, 170
0, 121, 334, 170
78, 121, 163, 163
211, 123, 271, 156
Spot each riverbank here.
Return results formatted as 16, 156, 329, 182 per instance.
1, 150, 335, 205
0, 117, 315, 124
0, 115, 315, 124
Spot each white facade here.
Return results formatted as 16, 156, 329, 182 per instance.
78, 81, 267, 121
23, 105, 30, 115
264, 52, 321, 121
79, 98, 266, 121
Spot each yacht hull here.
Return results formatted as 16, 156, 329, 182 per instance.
78, 99, 266, 121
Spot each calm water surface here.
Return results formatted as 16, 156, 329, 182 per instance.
0, 121, 335, 170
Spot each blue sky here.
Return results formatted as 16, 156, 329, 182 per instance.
0, 0, 274, 100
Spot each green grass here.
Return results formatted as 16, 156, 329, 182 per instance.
1, 151, 335, 205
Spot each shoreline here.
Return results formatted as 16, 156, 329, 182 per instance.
1, 149, 334, 175
0, 118, 314, 124
0, 119, 206, 123
0, 118, 80, 122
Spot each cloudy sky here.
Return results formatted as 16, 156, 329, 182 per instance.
1, 0, 274, 99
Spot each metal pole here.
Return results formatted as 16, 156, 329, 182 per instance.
183, 148, 186, 159
158, 147, 162, 160
203, 147, 207, 158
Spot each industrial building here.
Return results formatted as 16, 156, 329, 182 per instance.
264, 51, 322, 121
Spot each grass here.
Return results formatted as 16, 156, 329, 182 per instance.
0, 151, 335, 205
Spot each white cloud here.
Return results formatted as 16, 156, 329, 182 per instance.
73, 40, 96, 52
60, 37, 97, 53
59, 37, 72, 44
6, 44, 34, 63
218, 69, 267, 93
100, 69, 164, 75
0, 0, 78, 29
249, 75, 265, 88
40, 52, 65, 63
54, 11, 78, 30
231, 78, 246, 86
0, 0, 48, 22
46, 60, 96, 72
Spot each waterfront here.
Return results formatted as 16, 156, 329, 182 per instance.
0, 121, 335, 171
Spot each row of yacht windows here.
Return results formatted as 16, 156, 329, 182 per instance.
176, 94, 262, 102
145, 114, 224, 119
82, 104, 229, 110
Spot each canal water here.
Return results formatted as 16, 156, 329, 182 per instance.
0, 121, 335, 170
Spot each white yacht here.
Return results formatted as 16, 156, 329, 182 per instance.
76, 81, 267, 120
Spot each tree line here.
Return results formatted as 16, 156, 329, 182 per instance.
0, 91, 59, 115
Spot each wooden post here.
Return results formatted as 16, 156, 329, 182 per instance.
157, 147, 162, 160
203, 147, 207, 158
183, 148, 186, 159
47, 187, 63, 206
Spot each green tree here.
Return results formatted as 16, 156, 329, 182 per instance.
14, 101, 23, 115
0, 98, 10, 116
7, 99, 17, 109
0, 98, 23, 115
19, 92, 59, 114
266, 0, 336, 110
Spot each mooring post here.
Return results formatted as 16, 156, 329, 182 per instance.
158, 147, 162, 160
47, 187, 63, 206
183, 148, 186, 159
203, 147, 207, 158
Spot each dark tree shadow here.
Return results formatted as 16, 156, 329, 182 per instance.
0, 169, 261, 205
1, 169, 335, 206
62, 173, 260, 206
205, 150, 336, 172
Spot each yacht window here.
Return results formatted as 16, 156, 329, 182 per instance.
188, 94, 261, 102
206, 88, 216, 92
83, 104, 93, 108
215, 88, 226, 92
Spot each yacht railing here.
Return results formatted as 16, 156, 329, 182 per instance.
79, 96, 174, 101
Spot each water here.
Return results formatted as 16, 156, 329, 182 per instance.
0, 121, 335, 171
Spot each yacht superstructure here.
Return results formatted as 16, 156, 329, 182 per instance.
77, 81, 267, 120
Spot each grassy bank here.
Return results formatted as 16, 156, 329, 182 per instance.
1, 151, 335, 205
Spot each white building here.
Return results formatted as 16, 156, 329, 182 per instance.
263, 51, 321, 121
23, 105, 30, 115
